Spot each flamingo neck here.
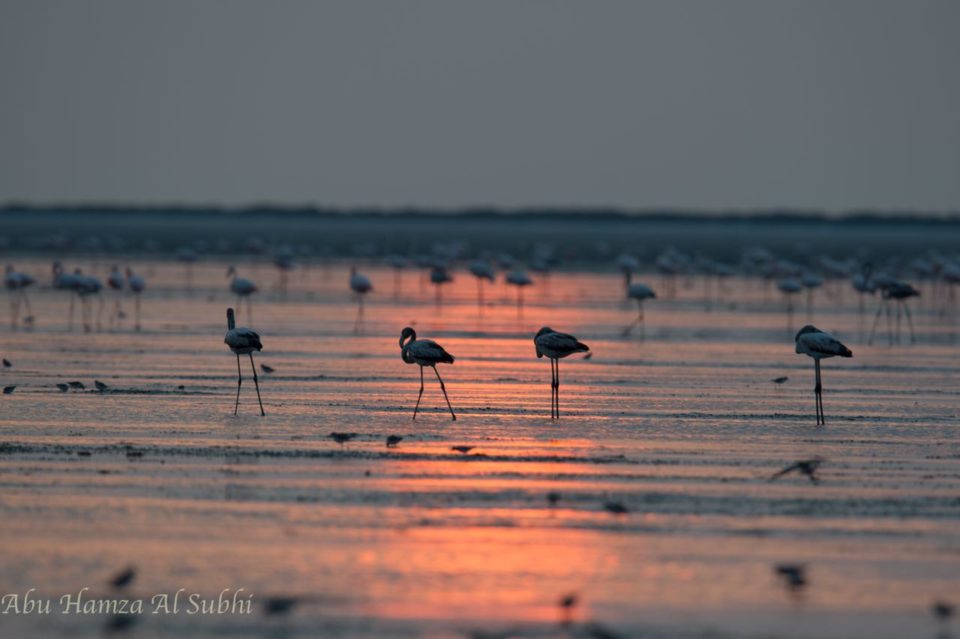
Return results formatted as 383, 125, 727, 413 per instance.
227, 310, 236, 330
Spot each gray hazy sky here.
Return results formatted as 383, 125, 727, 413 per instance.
2, 1, 959, 211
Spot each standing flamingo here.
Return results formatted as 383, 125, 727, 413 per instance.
5, 265, 35, 329
349, 267, 373, 331
869, 281, 919, 345
52, 262, 81, 330
624, 279, 656, 337
468, 260, 495, 309
75, 270, 103, 333
107, 265, 126, 329
227, 266, 257, 322
126, 268, 146, 331
505, 268, 533, 313
399, 327, 456, 420
794, 325, 852, 425
430, 266, 453, 308
800, 272, 823, 321
777, 277, 803, 331
534, 327, 590, 419
224, 307, 265, 416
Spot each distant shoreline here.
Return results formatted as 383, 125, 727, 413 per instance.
3, 203, 959, 225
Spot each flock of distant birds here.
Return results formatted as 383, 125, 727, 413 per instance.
5, 244, 960, 425
4, 246, 960, 635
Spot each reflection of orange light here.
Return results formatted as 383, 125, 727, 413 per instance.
359, 526, 605, 624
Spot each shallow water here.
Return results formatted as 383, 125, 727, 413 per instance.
0, 258, 958, 638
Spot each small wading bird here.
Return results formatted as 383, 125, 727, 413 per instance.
795, 325, 852, 425
399, 326, 456, 420
224, 307, 265, 416
534, 327, 590, 419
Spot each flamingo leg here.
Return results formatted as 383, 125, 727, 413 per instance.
96, 295, 104, 331
902, 302, 916, 344
549, 358, 556, 419
249, 353, 265, 416
895, 302, 902, 345
234, 354, 242, 415
433, 365, 456, 421
134, 294, 141, 331
814, 359, 824, 425
9, 293, 19, 329
68, 293, 75, 331
555, 359, 561, 419
413, 366, 424, 420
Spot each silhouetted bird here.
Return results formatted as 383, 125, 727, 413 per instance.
260, 364, 275, 373
262, 596, 299, 616
95, 380, 109, 392
451, 446, 474, 454
771, 376, 788, 384
330, 432, 357, 446
558, 592, 578, 625
770, 458, 824, 484
386, 435, 403, 448
931, 600, 955, 622
109, 566, 136, 589
2, 358, 10, 367
547, 492, 561, 506
603, 501, 629, 515
68, 381, 85, 389
774, 564, 807, 591
3, 385, 15, 394
56, 384, 69, 392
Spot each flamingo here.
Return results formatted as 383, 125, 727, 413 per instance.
468, 260, 495, 308
615, 254, 640, 295
126, 268, 146, 331
777, 277, 803, 331
624, 278, 656, 337
399, 326, 456, 421
385, 255, 408, 298
869, 281, 919, 345
176, 247, 198, 290
52, 262, 82, 330
534, 327, 590, 419
273, 246, 295, 295
505, 268, 533, 313
75, 270, 103, 333
794, 325, 852, 425
224, 307, 265, 416
227, 266, 257, 321
430, 266, 452, 308
5, 265, 35, 329
800, 272, 823, 321
107, 265, 126, 329
349, 267, 373, 331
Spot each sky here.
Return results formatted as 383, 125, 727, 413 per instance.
1, 1, 959, 212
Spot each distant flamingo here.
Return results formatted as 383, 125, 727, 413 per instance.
227, 266, 257, 322
5, 265, 35, 329
624, 278, 656, 337
869, 281, 919, 345
615, 254, 640, 295
107, 265, 126, 329
52, 262, 81, 330
75, 270, 103, 333
469, 260, 495, 308
430, 266, 452, 308
800, 272, 823, 321
176, 247, 198, 290
386, 255, 408, 298
224, 307, 265, 416
777, 277, 802, 331
505, 268, 533, 313
273, 246, 295, 296
349, 266, 373, 331
399, 327, 456, 420
534, 327, 590, 419
126, 268, 146, 331
795, 325, 852, 425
